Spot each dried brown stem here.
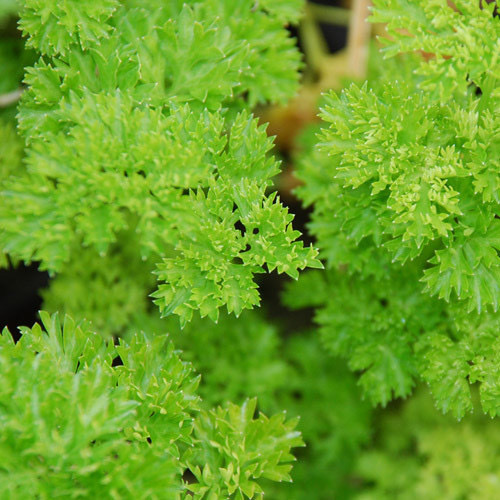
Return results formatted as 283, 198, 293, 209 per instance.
347, 0, 372, 79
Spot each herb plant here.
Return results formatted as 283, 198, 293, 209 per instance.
0, 312, 302, 499
291, 0, 500, 418
1, 0, 499, 498
1, 0, 319, 326
0, 1, 311, 497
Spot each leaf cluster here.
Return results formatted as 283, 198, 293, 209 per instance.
354, 391, 500, 500
0, 0, 319, 325
0, 312, 303, 499
168, 311, 372, 500
290, 0, 500, 418
317, 72, 499, 312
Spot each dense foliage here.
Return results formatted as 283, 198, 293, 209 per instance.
292, 0, 500, 418
0, 0, 499, 498
0, 0, 320, 325
0, 312, 302, 499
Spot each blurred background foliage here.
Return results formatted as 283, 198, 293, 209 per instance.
1, 1, 499, 498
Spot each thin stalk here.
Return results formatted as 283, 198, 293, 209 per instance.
347, 0, 372, 80
307, 4, 351, 26
0, 88, 23, 108
300, 4, 330, 82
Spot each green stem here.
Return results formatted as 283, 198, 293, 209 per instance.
307, 4, 351, 26
299, 4, 329, 83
